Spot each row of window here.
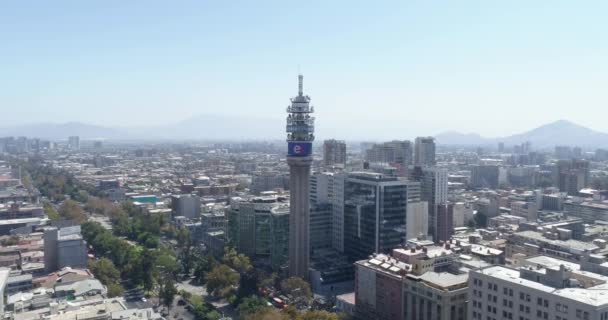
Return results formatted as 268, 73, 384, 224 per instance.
472, 278, 592, 320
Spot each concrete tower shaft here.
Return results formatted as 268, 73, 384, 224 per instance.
286, 74, 314, 279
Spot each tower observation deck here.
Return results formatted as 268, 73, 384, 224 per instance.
286, 74, 314, 279
286, 74, 315, 155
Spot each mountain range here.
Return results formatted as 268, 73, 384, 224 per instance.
434, 120, 608, 148
1, 117, 606, 148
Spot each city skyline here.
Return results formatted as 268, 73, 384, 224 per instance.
2, 1, 608, 137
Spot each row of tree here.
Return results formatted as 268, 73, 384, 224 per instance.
81, 221, 178, 308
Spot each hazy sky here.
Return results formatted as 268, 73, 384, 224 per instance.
1, 1, 607, 139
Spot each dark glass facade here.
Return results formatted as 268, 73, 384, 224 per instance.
344, 174, 408, 262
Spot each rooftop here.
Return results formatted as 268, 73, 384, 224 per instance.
478, 266, 608, 307
513, 230, 599, 251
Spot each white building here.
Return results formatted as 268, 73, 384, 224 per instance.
0, 268, 9, 315
406, 201, 429, 240
469, 259, 608, 320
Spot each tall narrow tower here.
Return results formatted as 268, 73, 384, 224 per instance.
286, 74, 315, 279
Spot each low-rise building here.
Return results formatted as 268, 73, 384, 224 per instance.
469, 257, 608, 320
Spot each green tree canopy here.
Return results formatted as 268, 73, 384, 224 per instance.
88, 258, 120, 285
58, 199, 86, 224
237, 295, 271, 318
222, 246, 252, 273
280, 277, 312, 303
205, 264, 239, 299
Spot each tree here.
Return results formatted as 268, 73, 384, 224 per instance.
107, 283, 124, 298
140, 249, 156, 292
258, 272, 278, 289
43, 201, 60, 221
237, 296, 271, 318
88, 258, 120, 284
58, 199, 86, 224
176, 227, 190, 249
296, 311, 339, 320
160, 278, 178, 309
205, 264, 239, 299
205, 311, 222, 320
222, 247, 252, 273
193, 254, 217, 284
280, 277, 312, 304
244, 309, 287, 320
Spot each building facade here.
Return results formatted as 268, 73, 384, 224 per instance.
414, 137, 436, 167
323, 139, 346, 167
343, 173, 408, 262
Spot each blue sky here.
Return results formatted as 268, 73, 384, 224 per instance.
1, 1, 607, 139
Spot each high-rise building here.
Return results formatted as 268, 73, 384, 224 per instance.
171, 194, 201, 219
470, 165, 500, 189
309, 203, 332, 254
436, 203, 454, 243
498, 142, 505, 153
414, 137, 436, 166
343, 172, 408, 262
323, 139, 346, 167
410, 166, 448, 240
310, 172, 341, 254
251, 170, 288, 194
365, 140, 413, 174
406, 201, 428, 240
228, 196, 290, 271
556, 159, 589, 195
286, 74, 315, 279
68, 136, 80, 150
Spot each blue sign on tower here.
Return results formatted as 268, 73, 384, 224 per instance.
288, 142, 312, 157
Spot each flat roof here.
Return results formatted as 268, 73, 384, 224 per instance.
0, 217, 43, 225
419, 271, 468, 289
478, 266, 608, 307
514, 230, 599, 251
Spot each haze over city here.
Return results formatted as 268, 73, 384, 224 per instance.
3, 3, 608, 320
2, 1, 608, 139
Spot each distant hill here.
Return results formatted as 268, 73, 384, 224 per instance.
434, 131, 490, 146
3, 118, 606, 147
0, 122, 127, 140
0, 114, 283, 141
435, 120, 608, 148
